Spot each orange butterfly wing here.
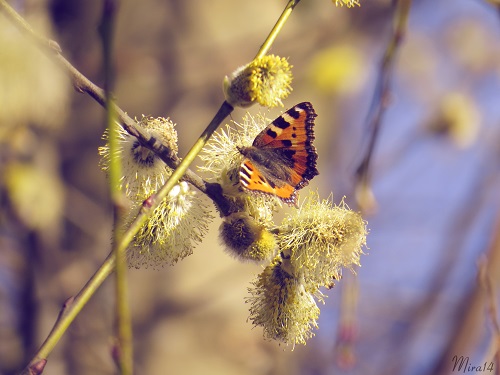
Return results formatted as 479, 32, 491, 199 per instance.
238, 102, 319, 205
239, 159, 297, 203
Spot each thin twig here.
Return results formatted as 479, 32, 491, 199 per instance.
0, 0, 231, 214
354, 0, 412, 211
255, 0, 301, 59
20, 254, 116, 375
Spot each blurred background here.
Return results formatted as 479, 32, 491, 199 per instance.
1, 0, 500, 374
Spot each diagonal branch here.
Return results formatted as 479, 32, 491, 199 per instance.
0, 0, 233, 216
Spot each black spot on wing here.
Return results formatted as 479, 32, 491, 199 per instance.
266, 128, 278, 139
287, 107, 301, 119
273, 116, 291, 129
281, 139, 293, 147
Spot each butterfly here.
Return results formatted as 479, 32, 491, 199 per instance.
238, 102, 319, 206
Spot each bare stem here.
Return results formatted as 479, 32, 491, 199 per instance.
255, 0, 301, 59
354, 0, 412, 205
97, 1, 134, 374
1, 0, 237, 217
20, 255, 116, 375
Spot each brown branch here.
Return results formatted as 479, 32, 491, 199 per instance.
0, 0, 233, 216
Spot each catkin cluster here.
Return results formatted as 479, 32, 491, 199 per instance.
200, 108, 367, 346
99, 116, 212, 268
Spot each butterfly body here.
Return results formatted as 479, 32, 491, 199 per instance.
238, 102, 319, 206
